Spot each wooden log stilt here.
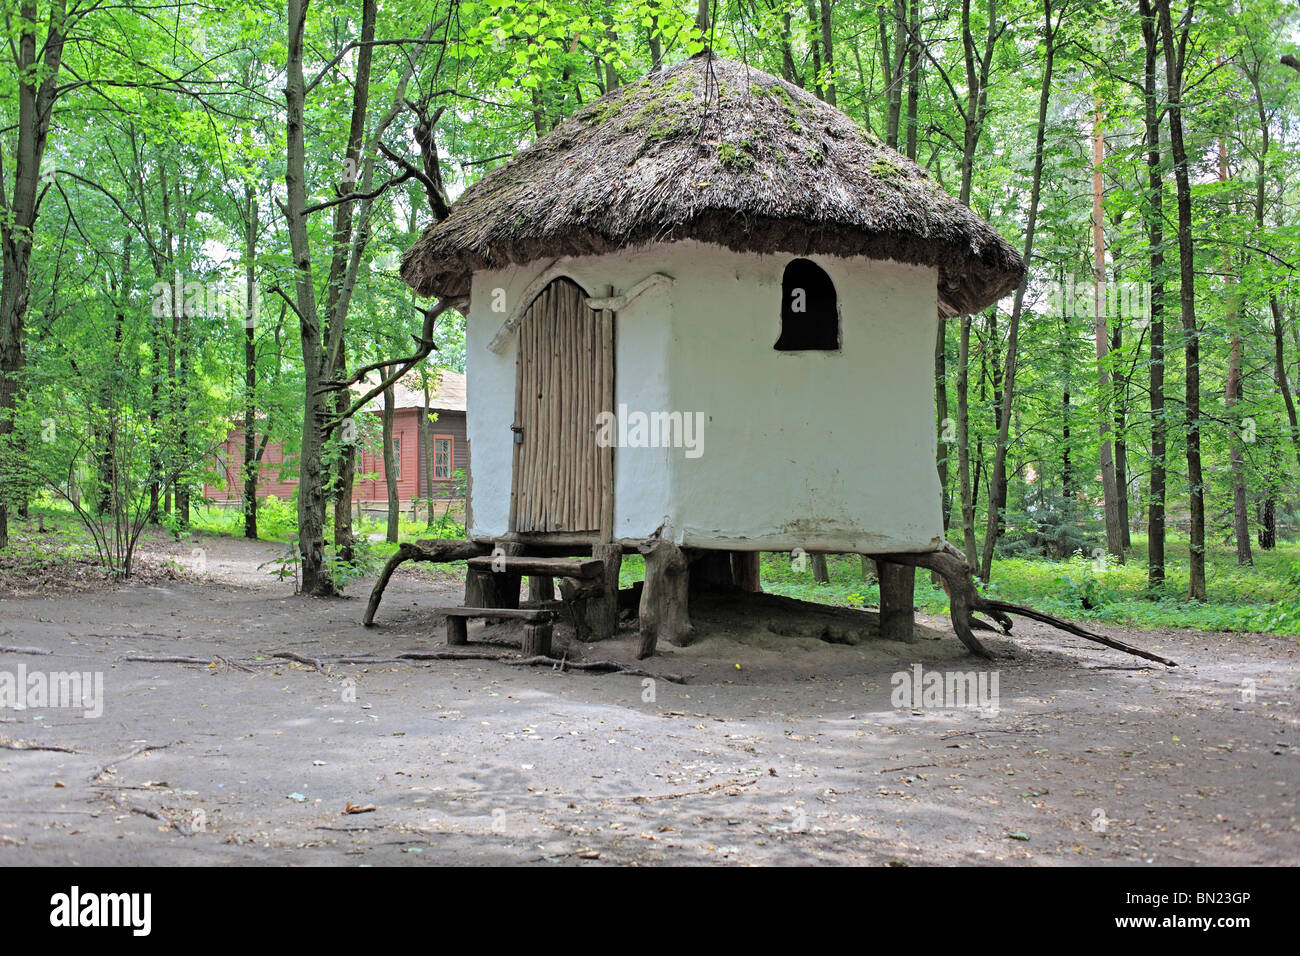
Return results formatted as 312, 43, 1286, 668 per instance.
446, 616, 468, 646
556, 577, 590, 641
521, 621, 553, 657
586, 543, 623, 641
527, 575, 555, 603
474, 540, 522, 610
731, 551, 762, 592
688, 550, 735, 594
638, 539, 692, 659
877, 560, 917, 643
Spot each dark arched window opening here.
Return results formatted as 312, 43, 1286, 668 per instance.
775, 258, 839, 351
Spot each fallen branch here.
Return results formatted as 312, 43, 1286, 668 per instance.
124, 654, 212, 665
124, 803, 192, 837
877, 544, 1177, 667
502, 656, 688, 683
272, 651, 327, 673
363, 539, 490, 626
89, 741, 179, 783
0, 740, 78, 753
980, 598, 1177, 667
317, 824, 385, 832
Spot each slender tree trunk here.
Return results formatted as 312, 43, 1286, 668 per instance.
242, 184, 261, 539
803, 0, 825, 100
904, 0, 919, 159
286, 0, 332, 595
0, 0, 67, 550
383, 368, 399, 543
935, 322, 951, 530
1139, 0, 1167, 592
957, 315, 977, 560
980, 0, 1058, 581
1112, 322, 1130, 548
1157, 0, 1207, 600
1092, 108, 1125, 562
1218, 138, 1251, 566
818, 0, 836, 106
423, 377, 435, 527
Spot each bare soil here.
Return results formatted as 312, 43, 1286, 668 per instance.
1, 531, 1296, 866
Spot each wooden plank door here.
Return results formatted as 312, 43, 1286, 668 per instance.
511, 277, 613, 535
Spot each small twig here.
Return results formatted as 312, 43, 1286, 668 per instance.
272, 651, 327, 673
125, 803, 193, 837
124, 654, 213, 665
0, 740, 78, 753
502, 656, 688, 683
88, 740, 179, 783
316, 824, 385, 832
0, 645, 53, 656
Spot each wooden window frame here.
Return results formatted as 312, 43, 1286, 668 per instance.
432, 434, 454, 481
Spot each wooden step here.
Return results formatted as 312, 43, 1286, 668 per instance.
442, 605, 553, 652
465, 556, 604, 580
441, 606, 553, 622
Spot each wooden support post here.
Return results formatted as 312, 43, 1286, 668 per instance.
557, 577, 591, 641
446, 616, 468, 646
810, 553, 830, 583
638, 539, 692, 658
688, 550, 735, 594
521, 621, 553, 657
877, 560, 917, 643
586, 543, 623, 641
467, 541, 522, 609
731, 551, 762, 592
527, 576, 555, 603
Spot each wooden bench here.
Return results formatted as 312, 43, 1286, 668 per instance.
441, 606, 554, 656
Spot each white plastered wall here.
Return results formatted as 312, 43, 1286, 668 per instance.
465, 240, 944, 553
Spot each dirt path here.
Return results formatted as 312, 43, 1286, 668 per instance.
1, 533, 1296, 865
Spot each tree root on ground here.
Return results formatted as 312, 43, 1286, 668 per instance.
878, 544, 1177, 667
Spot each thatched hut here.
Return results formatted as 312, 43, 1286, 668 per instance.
399, 54, 1025, 658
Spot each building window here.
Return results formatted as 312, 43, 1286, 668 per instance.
391, 438, 401, 481
775, 258, 840, 351
434, 437, 453, 479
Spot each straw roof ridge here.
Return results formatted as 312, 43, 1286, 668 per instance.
402, 55, 1024, 315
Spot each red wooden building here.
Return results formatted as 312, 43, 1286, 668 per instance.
205, 370, 468, 507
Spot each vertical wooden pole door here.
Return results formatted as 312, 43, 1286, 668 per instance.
511, 277, 613, 534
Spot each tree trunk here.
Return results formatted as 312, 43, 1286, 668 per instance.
1157, 0, 1207, 600
1092, 107, 1125, 563
1139, 0, 1167, 592
818, 0, 836, 106
0, 2, 67, 549
382, 369, 399, 543
423, 377, 435, 527
1219, 139, 1251, 566
979, 0, 1056, 582
957, 314, 978, 561
242, 183, 260, 539
285, 0, 333, 595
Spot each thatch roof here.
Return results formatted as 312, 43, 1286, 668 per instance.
402, 55, 1024, 316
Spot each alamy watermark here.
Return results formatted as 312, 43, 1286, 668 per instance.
151, 274, 260, 326
891, 663, 1000, 715
1, 664, 104, 718
595, 404, 705, 459
1046, 278, 1150, 324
